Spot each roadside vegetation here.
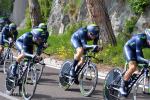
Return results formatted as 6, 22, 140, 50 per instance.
15, 0, 150, 66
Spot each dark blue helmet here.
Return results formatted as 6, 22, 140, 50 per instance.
31, 28, 45, 41
9, 23, 16, 31
87, 24, 99, 37
38, 23, 47, 30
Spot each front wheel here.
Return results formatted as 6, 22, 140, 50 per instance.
79, 63, 98, 97
59, 60, 72, 90
133, 75, 150, 100
36, 59, 45, 83
22, 66, 37, 100
5, 64, 16, 95
103, 68, 122, 100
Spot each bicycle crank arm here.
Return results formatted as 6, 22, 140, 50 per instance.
85, 77, 92, 80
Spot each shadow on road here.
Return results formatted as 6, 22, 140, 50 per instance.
33, 93, 54, 100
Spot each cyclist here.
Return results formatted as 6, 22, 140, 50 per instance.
0, 23, 18, 63
0, 17, 11, 31
120, 29, 150, 96
38, 23, 49, 48
11, 28, 45, 77
33, 23, 49, 48
70, 24, 102, 84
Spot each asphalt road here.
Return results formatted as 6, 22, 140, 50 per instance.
0, 64, 149, 100
0, 65, 103, 100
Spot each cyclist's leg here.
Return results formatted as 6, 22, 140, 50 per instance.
11, 41, 24, 76
0, 37, 5, 64
77, 50, 86, 68
70, 38, 84, 78
0, 35, 4, 56
120, 45, 137, 95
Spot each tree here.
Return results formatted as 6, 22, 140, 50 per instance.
86, 0, 117, 46
28, 0, 42, 27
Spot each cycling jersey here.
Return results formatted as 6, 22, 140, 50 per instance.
71, 27, 99, 49
16, 32, 43, 57
124, 33, 150, 64
0, 25, 18, 45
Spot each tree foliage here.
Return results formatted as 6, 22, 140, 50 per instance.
0, 0, 14, 16
128, 0, 150, 14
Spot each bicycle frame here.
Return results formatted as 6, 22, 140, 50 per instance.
111, 64, 149, 97
75, 54, 93, 78
16, 59, 34, 86
2, 45, 12, 60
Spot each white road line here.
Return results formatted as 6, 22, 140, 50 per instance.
0, 91, 19, 100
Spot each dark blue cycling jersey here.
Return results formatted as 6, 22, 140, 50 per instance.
71, 27, 99, 49
124, 33, 150, 64
16, 32, 43, 57
0, 25, 18, 45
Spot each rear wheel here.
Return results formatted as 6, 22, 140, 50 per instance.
5, 64, 16, 95
103, 68, 122, 100
79, 63, 98, 97
59, 60, 72, 90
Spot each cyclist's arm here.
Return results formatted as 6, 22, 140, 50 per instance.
3, 37, 9, 43
80, 36, 97, 50
93, 35, 99, 45
23, 52, 34, 58
13, 31, 18, 42
2, 29, 9, 43
136, 38, 149, 64
44, 31, 49, 43
36, 43, 43, 56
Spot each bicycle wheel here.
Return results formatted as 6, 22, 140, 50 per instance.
36, 60, 45, 83
5, 64, 16, 95
59, 60, 72, 90
103, 68, 122, 100
3, 48, 13, 74
22, 66, 37, 100
133, 75, 150, 100
79, 63, 98, 97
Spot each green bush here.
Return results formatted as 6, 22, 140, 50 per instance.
18, 28, 31, 37
122, 16, 138, 40
128, 0, 150, 14
38, 0, 53, 22
25, 8, 32, 29
96, 38, 125, 66
44, 22, 87, 59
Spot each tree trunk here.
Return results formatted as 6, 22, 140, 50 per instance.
28, 0, 42, 27
86, 0, 117, 46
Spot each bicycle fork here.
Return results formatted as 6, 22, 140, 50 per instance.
142, 69, 150, 94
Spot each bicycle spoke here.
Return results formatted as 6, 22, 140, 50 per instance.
22, 67, 37, 100
79, 64, 98, 97
59, 60, 72, 90
133, 76, 150, 100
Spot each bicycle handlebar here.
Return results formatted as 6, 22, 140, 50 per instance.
84, 50, 103, 63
